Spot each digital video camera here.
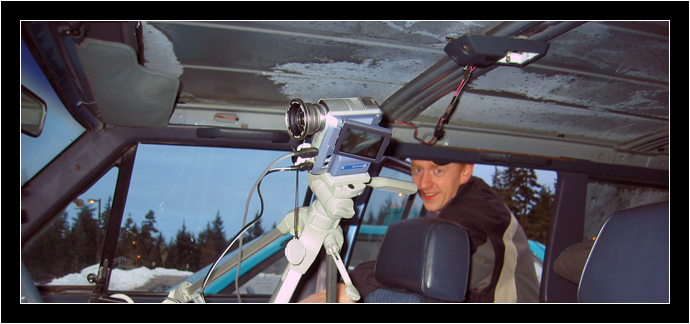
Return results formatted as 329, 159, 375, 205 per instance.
285, 97, 391, 177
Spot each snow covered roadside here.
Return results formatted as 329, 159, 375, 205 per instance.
48, 264, 194, 291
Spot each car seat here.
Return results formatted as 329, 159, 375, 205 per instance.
364, 217, 471, 303
577, 201, 669, 303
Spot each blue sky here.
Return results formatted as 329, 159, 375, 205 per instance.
21, 40, 85, 184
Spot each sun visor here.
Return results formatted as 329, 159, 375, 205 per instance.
76, 38, 179, 127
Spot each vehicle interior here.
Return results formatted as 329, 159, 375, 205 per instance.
21, 19, 669, 309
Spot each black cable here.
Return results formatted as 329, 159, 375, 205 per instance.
410, 66, 476, 146
198, 153, 295, 302
294, 169, 300, 239
233, 166, 298, 300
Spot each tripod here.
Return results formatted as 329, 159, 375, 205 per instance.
270, 171, 416, 303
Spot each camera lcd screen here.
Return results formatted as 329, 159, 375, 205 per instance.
334, 122, 391, 162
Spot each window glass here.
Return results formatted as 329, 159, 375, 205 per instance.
350, 163, 556, 268
350, 166, 421, 269
362, 166, 422, 226
236, 250, 289, 295
584, 180, 668, 241
21, 39, 85, 185
110, 144, 307, 293
486, 165, 557, 245
22, 167, 119, 286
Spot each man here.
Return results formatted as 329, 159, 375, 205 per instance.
403, 160, 540, 302
301, 160, 540, 303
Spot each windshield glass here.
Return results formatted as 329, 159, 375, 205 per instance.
21, 38, 85, 185
109, 144, 307, 291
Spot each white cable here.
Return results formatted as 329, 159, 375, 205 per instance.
110, 293, 135, 303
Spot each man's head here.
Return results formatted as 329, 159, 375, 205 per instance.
410, 160, 474, 212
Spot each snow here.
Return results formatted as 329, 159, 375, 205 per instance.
48, 264, 193, 291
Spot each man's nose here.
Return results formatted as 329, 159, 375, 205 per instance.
415, 172, 431, 190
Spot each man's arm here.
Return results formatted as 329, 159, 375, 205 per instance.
298, 283, 357, 303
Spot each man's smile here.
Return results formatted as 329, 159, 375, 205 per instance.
420, 191, 439, 200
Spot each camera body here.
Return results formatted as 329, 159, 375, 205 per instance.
286, 97, 391, 177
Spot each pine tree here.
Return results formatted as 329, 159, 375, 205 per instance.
68, 205, 100, 271
139, 210, 161, 268
99, 197, 113, 247
117, 214, 141, 267
196, 212, 230, 268
526, 186, 553, 244
210, 211, 228, 252
243, 211, 265, 243
153, 232, 167, 268
492, 167, 550, 241
170, 221, 196, 271
22, 212, 72, 283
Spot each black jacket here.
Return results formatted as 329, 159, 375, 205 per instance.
351, 176, 540, 302
437, 176, 540, 302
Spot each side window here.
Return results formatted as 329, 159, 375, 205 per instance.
362, 166, 423, 226
487, 165, 555, 271
350, 166, 422, 269
109, 144, 307, 293
22, 167, 119, 286
234, 243, 290, 295
488, 165, 557, 247
584, 180, 668, 241
350, 163, 557, 270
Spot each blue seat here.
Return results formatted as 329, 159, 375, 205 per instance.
365, 218, 471, 303
578, 202, 669, 303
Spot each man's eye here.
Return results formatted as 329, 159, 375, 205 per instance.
412, 168, 422, 174
433, 169, 444, 175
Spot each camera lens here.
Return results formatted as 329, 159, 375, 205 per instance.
286, 99, 324, 140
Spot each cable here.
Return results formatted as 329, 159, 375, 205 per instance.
403, 66, 476, 146
234, 166, 299, 301
199, 152, 295, 302
294, 169, 300, 239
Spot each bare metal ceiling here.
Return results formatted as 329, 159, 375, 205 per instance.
144, 21, 667, 170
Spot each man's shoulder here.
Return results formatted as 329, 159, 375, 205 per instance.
456, 176, 503, 206
441, 177, 511, 225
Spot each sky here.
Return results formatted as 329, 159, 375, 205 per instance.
21, 40, 86, 184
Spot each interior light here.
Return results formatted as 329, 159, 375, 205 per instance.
497, 51, 543, 65
444, 34, 549, 68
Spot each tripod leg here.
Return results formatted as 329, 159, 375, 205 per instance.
270, 266, 303, 303
325, 235, 360, 301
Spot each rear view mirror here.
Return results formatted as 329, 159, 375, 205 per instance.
21, 85, 46, 137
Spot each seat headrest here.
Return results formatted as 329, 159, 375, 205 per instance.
578, 201, 669, 303
374, 218, 470, 302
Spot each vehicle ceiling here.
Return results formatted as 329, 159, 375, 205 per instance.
23, 21, 669, 172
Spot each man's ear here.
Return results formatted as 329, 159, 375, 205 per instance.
461, 164, 475, 183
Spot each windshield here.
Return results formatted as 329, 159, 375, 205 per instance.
21, 38, 85, 185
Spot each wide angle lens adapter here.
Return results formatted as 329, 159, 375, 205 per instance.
285, 99, 325, 140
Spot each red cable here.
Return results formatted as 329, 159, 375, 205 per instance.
397, 66, 476, 146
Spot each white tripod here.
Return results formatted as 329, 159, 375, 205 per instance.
270, 172, 416, 303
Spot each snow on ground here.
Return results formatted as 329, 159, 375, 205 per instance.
48, 264, 193, 291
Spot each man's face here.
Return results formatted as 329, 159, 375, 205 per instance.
410, 160, 474, 212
